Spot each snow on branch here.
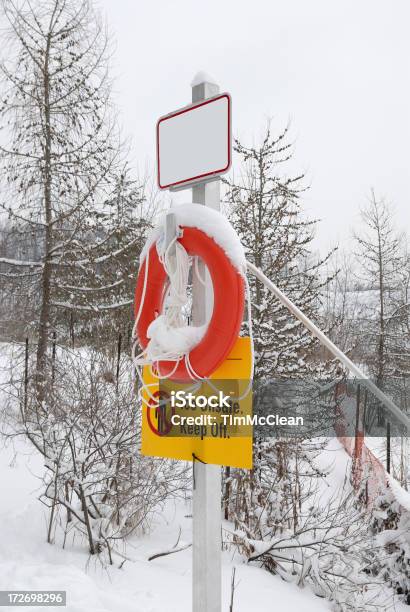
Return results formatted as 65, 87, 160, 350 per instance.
51, 300, 132, 312
0, 257, 42, 267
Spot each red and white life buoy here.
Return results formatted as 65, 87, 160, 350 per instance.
134, 205, 245, 382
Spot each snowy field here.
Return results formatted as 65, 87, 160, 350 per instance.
0, 434, 335, 612
0, 343, 407, 612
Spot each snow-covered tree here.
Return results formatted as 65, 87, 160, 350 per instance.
321, 251, 366, 358
353, 192, 409, 386
50, 165, 152, 346
223, 123, 339, 562
15, 347, 188, 561
0, 0, 149, 399
225, 123, 335, 379
352, 192, 409, 440
368, 484, 410, 605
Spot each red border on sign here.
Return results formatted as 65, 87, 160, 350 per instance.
156, 93, 231, 190
146, 390, 174, 437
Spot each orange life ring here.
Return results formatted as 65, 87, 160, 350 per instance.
134, 226, 245, 382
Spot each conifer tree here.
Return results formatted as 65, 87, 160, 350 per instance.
0, 0, 149, 396
353, 192, 409, 387
225, 123, 335, 379
223, 123, 337, 548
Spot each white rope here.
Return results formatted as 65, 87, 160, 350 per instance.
131, 248, 162, 408
144, 237, 197, 363
131, 224, 211, 409
132, 236, 194, 367
194, 256, 207, 286
159, 237, 191, 331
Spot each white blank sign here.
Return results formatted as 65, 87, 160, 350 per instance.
157, 94, 231, 190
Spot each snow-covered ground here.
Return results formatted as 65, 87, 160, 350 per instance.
0, 342, 407, 612
0, 343, 334, 611
0, 434, 332, 612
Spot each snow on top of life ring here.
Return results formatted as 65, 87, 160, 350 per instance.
140, 203, 246, 275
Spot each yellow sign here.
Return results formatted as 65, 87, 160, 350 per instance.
140, 337, 253, 469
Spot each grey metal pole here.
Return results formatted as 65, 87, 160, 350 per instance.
191, 73, 222, 612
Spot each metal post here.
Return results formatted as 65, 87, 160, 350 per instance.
191, 74, 221, 612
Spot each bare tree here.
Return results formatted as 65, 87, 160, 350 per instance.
5, 346, 188, 562
0, 0, 148, 400
353, 191, 407, 388
238, 486, 393, 610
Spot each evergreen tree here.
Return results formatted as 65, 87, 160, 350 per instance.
0, 0, 149, 396
223, 123, 337, 550
225, 123, 335, 379
50, 165, 151, 345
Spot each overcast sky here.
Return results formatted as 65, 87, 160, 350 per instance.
99, 0, 409, 252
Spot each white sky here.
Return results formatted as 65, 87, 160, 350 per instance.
99, 0, 410, 252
